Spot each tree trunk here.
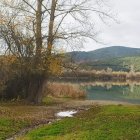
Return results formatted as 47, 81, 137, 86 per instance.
47, 0, 57, 56
27, 0, 45, 104
27, 75, 47, 104
35, 0, 43, 59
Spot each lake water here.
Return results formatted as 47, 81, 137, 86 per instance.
84, 82, 140, 104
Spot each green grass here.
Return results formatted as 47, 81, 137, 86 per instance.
43, 97, 59, 105
19, 105, 140, 140
0, 118, 28, 140
0, 103, 58, 140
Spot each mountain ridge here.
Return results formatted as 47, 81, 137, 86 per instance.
68, 46, 140, 62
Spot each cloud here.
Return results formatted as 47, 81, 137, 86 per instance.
82, 0, 140, 51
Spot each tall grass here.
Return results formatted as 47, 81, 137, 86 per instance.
47, 82, 86, 98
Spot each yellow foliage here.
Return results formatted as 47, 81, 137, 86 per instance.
0, 55, 17, 65
48, 57, 62, 76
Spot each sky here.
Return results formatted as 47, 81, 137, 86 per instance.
82, 0, 140, 51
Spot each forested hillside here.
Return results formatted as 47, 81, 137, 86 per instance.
79, 56, 140, 72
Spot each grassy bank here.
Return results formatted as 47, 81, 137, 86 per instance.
0, 100, 60, 140
0, 98, 87, 140
19, 105, 140, 140
0, 118, 28, 140
0, 105, 29, 140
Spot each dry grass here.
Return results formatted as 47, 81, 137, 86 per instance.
0, 105, 55, 124
47, 82, 86, 98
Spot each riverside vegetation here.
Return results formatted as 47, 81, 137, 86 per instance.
0, 82, 140, 140
0, 82, 86, 140
10, 105, 140, 140
0, 98, 140, 140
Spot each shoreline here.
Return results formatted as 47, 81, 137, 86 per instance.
2, 99, 140, 140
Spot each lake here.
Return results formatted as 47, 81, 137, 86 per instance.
83, 82, 140, 104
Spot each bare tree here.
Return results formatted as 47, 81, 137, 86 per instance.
0, 0, 113, 103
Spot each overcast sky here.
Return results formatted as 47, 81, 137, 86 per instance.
82, 0, 140, 51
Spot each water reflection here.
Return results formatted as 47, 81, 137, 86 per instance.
84, 82, 140, 104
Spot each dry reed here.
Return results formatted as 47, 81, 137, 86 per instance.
47, 82, 86, 98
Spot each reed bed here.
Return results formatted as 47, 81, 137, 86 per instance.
47, 82, 86, 98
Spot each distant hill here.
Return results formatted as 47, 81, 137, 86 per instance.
67, 46, 140, 71
68, 46, 140, 62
